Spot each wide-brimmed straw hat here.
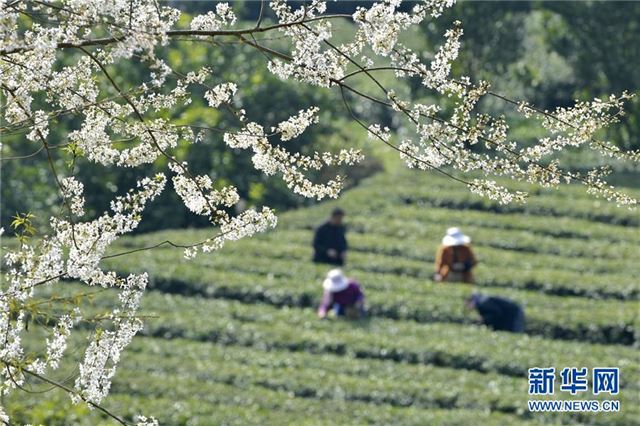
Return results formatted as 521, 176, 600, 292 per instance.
442, 227, 471, 246
323, 269, 349, 292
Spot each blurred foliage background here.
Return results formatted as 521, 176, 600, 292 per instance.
2, 1, 639, 233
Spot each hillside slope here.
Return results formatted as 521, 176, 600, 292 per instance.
8, 169, 640, 425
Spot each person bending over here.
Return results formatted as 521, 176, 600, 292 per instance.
465, 293, 525, 333
318, 269, 365, 320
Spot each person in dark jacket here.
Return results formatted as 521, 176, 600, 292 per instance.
465, 293, 525, 333
318, 269, 365, 319
312, 208, 347, 266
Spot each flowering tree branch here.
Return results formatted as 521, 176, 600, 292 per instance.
1, 0, 637, 423
2, 359, 130, 425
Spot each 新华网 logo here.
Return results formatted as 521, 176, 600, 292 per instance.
527, 367, 620, 413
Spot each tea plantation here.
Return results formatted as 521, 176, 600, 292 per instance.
7, 169, 640, 425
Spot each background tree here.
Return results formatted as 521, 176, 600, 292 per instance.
545, 1, 640, 150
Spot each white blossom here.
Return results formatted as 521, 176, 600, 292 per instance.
276, 107, 319, 141
61, 176, 86, 216
190, 3, 237, 31
135, 415, 159, 426
204, 82, 238, 108
468, 179, 528, 205
44, 314, 75, 370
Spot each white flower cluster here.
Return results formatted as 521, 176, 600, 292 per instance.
204, 82, 238, 108
276, 107, 320, 141
347, 1, 636, 206
583, 168, 638, 207
225, 121, 362, 199
44, 313, 76, 370
521, 93, 633, 162
170, 162, 240, 218
135, 415, 160, 426
190, 3, 237, 31
353, 0, 427, 56
73, 273, 149, 405
61, 176, 86, 216
423, 0, 457, 18
26, 110, 50, 142
1, 174, 165, 414
67, 108, 183, 168
268, 0, 348, 87
367, 124, 391, 143
183, 207, 278, 259
468, 179, 528, 205
49, 57, 99, 110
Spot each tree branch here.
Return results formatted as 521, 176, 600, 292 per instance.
2, 360, 130, 425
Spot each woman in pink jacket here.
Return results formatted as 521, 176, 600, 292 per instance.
317, 269, 365, 319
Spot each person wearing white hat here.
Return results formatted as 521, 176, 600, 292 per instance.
434, 227, 477, 283
317, 269, 365, 319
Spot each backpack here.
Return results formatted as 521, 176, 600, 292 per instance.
451, 246, 473, 273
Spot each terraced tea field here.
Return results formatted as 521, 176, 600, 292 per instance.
7, 170, 640, 425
